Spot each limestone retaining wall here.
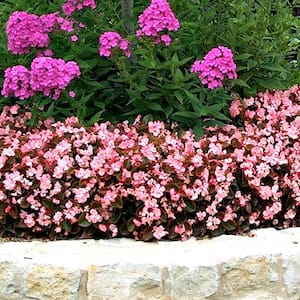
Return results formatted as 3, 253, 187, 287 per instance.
0, 228, 300, 300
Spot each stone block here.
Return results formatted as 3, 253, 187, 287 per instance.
283, 253, 300, 298
87, 263, 165, 300
167, 265, 219, 300
221, 255, 280, 296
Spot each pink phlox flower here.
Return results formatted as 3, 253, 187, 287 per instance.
62, 0, 97, 16
1, 65, 35, 100
191, 46, 237, 89
71, 35, 78, 42
6, 11, 74, 55
99, 31, 131, 58
136, 0, 179, 46
30, 57, 80, 100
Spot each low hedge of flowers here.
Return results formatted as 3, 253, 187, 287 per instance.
0, 85, 300, 241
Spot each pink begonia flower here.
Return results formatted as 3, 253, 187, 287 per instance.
152, 225, 168, 240
175, 224, 185, 235
1, 86, 300, 240
206, 216, 221, 231
99, 31, 131, 58
136, 0, 179, 46
191, 46, 237, 89
285, 209, 296, 219
229, 99, 243, 118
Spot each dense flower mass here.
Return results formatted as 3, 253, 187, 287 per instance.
1, 58, 80, 100
191, 46, 237, 89
99, 32, 131, 58
30, 57, 81, 100
6, 11, 74, 55
136, 0, 180, 46
62, 0, 96, 16
1, 66, 35, 100
0, 86, 300, 241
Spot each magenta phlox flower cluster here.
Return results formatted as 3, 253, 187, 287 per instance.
30, 57, 81, 100
1, 66, 35, 100
1, 58, 80, 100
62, 0, 96, 16
136, 0, 180, 46
191, 46, 237, 89
7, 11, 51, 54
99, 32, 131, 58
6, 11, 74, 55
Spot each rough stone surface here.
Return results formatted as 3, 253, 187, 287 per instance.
168, 265, 219, 300
221, 256, 280, 295
87, 264, 164, 300
0, 228, 299, 299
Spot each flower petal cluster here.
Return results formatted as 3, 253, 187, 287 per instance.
6, 11, 74, 55
62, 0, 97, 16
99, 32, 131, 58
191, 46, 237, 89
1, 58, 80, 100
136, 0, 180, 46
30, 57, 81, 100
1, 86, 300, 241
1, 66, 35, 100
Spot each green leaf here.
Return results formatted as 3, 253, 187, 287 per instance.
185, 201, 196, 213
174, 91, 184, 105
142, 227, 153, 241
234, 79, 251, 88
62, 220, 72, 232
258, 78, 286, 90
234, 53, 253, 60
78, 214, 91, 228
193, 120, 204, 139
113, 198, 123, 209
183, 90, 203, 114
127, 218, 136, 233
86, 111, 104, 126
222, 221, 236, 231
173, 68, 184, 82
146, 103, 164, 111
171, 111, 198, 119
247, 59, 258, 70
259, 63, 287, 73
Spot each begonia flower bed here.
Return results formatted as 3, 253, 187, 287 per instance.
1, 86, 300, 241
